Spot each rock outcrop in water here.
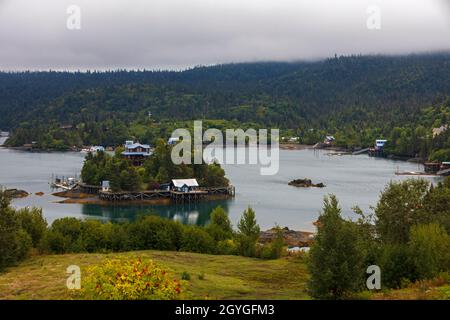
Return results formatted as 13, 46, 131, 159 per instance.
4, 188, 29, 198
288, 178, 325, 188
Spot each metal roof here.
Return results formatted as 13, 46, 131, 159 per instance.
171, 179, 199, 188
125, 143, 151, 149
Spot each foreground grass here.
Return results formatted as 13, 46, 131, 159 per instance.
371, 277, 450, 300
0, 251, 310, 300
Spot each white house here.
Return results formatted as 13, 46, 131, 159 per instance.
171, 179, 199, 193
168, 137, 180, 145
102, 181, 111, 192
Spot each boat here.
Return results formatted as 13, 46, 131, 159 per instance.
80, 146, 105, 153
49, 176, 79, 190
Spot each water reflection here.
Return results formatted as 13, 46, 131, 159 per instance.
80, 199, 231, 226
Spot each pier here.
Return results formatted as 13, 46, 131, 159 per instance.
97, 185, 235, 203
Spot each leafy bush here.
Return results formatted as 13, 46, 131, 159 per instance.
181, 271, 191, 281
206, 206, 234, 242
379, 243, 417, 289
375, 179, 431, 244
258, 227, 285, 260
80, 220, 113, 253
216, 239, 238, 255
82, 257, 183, 300
180, 226, 216, 254
15, 207, 47, 247
0, 191, 33, 270
40, 230, 71, 254
409, 223, 450, 280
41, 217, 84, 253
127, 216, 183, 251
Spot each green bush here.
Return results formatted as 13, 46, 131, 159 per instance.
180, 226, 216, 254
181, 271, 191, 280
258, 227, 285, 260
216, 239, 238, 255
127, 216, 183, 251
0, 191, 33, 270
40, 230, 70, 254
15, 229, 33, 261
15, 207, 47, 247
409, 223, 450, 280
206, 206, 234, 242
80, 220, 113, 253
375, 179, 431, 244
379, 243, 417, 289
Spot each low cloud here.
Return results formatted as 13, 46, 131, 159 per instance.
0, 0, 449, 71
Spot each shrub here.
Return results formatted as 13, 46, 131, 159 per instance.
15, 229, 33, 261
15, 207, 47, 247
409, 223, 450, 280
82, 257, 183, 300
181, 271, 191, 280
206, 206, 234, 242
216, 239, 238, 255
43, 217, 84, 253
379, 243, 417, 289
80, 220, 112, 253
0, 191, 33, 269
308, 195, 366, 299
109, 223, 130, 252
236, 207, 260, 257
375, 179, 430, 244
258, 227, 285, 260
180, 226, 216, 254
40, 230, 71, 254
127, 216, 183, 251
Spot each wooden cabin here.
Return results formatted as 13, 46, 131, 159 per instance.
170, 179, 199, 193
121, 140, 151, 166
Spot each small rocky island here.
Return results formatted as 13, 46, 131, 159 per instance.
4, 188, 29, 198
288, 178, 325, 188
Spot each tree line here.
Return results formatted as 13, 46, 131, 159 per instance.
0, 190, 281, 271
4, 54, 450, 160
308, 177, 450, 299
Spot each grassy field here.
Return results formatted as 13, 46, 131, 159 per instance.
0, 251, 310, 300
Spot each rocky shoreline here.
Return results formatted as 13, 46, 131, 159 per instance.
259, 227, 315, 247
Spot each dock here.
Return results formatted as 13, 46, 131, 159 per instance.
352, 147, 370, 155
97, 186, 235, 203
437, 168, 450, 176
395, 171, 437, 176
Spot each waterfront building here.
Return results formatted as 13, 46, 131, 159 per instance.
121, 140, 152, 166
170, 179, 199, 193
168, 137, 180, 145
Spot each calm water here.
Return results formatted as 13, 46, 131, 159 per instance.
0, 137, 439, 231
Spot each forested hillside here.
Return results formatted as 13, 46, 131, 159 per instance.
2, 53, 450, 159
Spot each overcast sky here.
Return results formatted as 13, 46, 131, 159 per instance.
0, 0, 449, 71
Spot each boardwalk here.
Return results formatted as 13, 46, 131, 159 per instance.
97, 186, 235, 203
